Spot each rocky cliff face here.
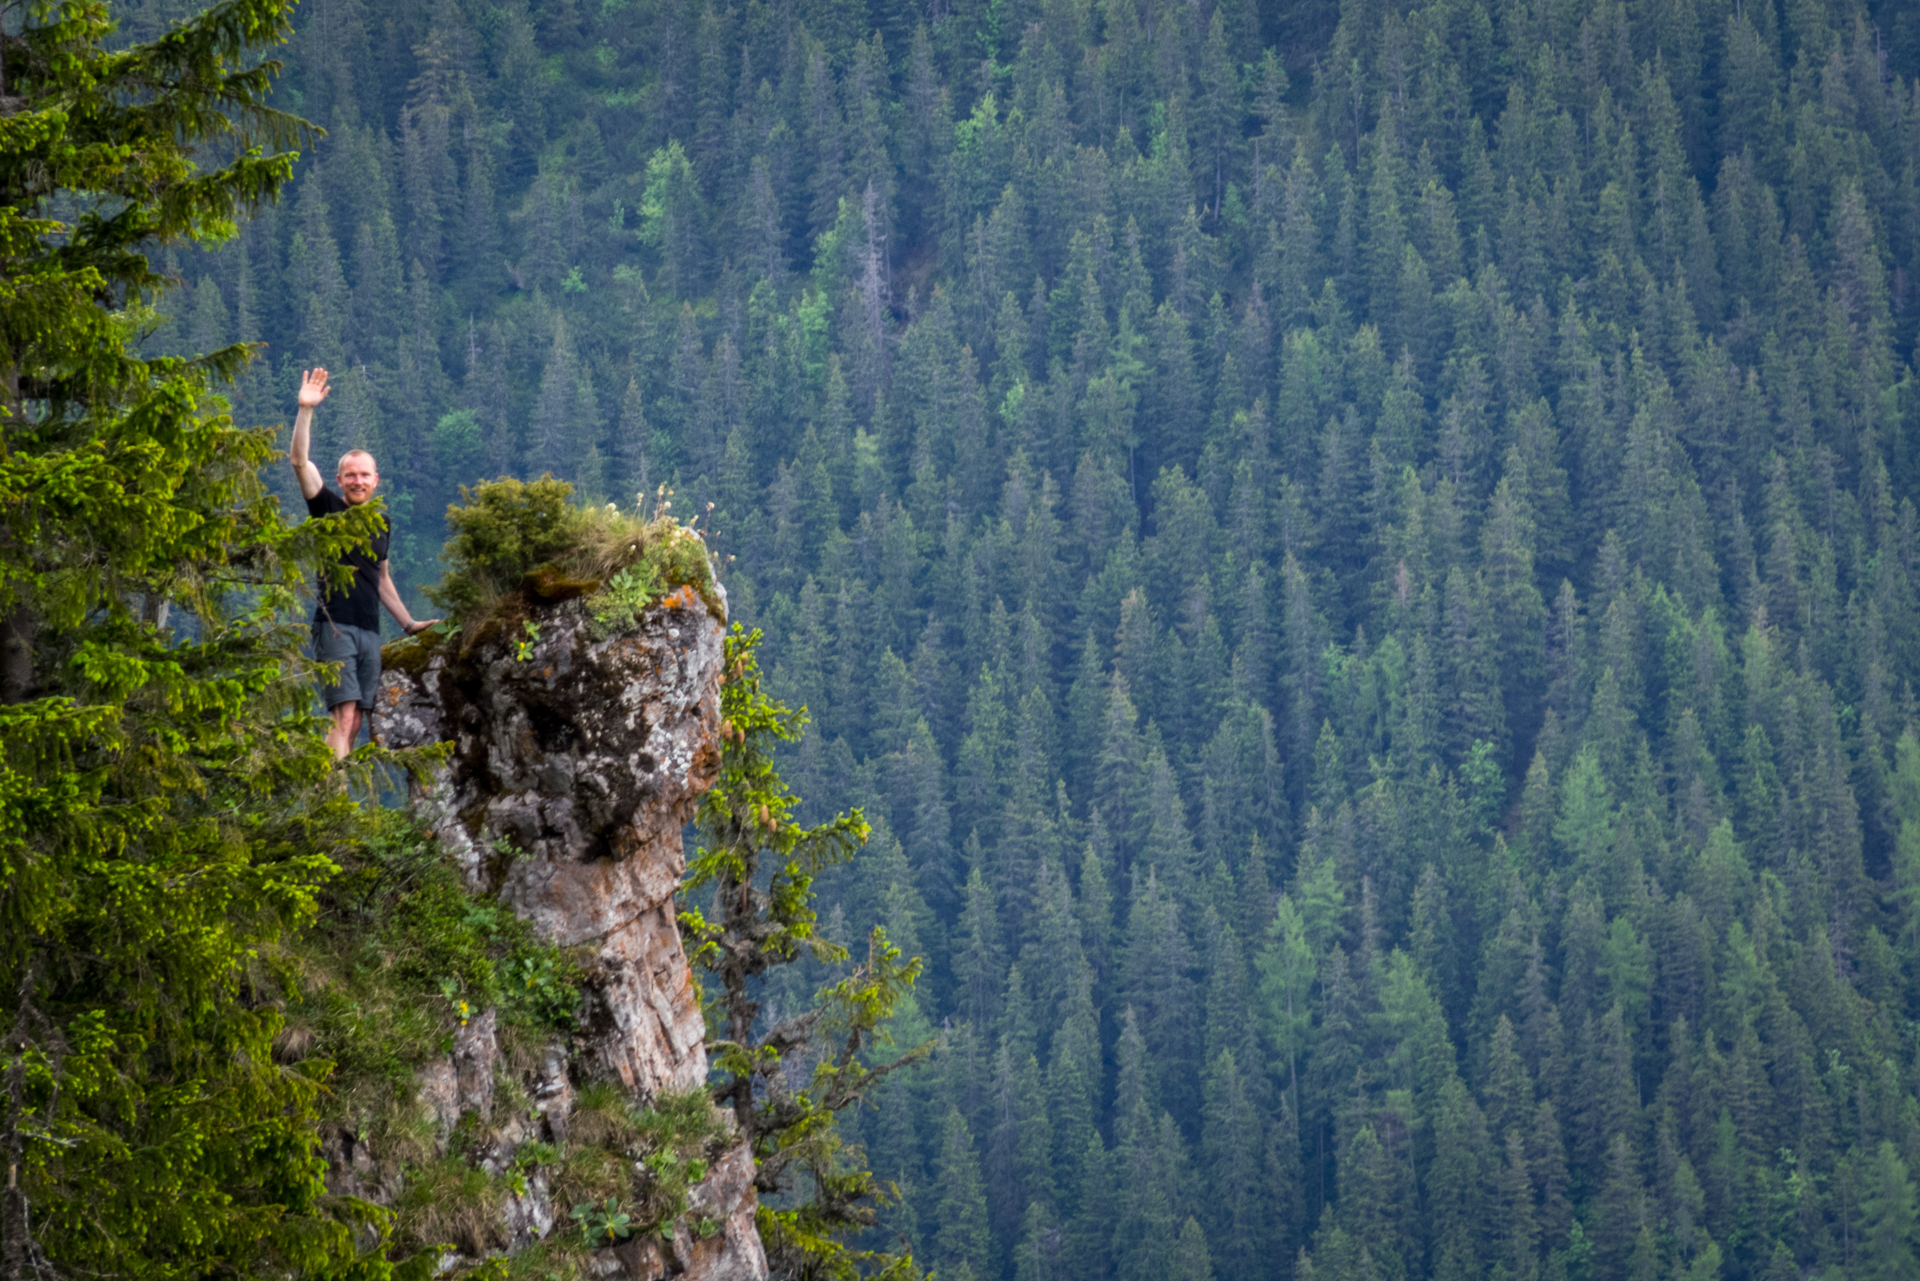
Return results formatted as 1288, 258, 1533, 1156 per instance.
365, 584, 765, 1281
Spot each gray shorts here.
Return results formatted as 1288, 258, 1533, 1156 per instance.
313, 621, 382, 710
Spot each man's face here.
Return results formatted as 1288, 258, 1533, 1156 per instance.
338, 456, 379, 505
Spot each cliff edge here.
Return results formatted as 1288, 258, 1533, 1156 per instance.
367, 582, 765, 1281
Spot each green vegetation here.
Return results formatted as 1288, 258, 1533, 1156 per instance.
555, 1084, 729, 1239
292, 811, 584, 1096
683, 627, 931, 1281
91, 0, 1920, 1271
569, 1198, 637, 1246
589, 560, 669, 640
416, 476, 720, 643
284, 810, 740, 1270
430, 476, 587, 618
0, 0, 395, 1274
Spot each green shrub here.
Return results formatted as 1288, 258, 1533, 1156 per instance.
425, 477, 720, 632
429, 476, 586, 617
505, 950, 586, 1029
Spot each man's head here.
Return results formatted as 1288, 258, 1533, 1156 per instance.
337, 450, 379, 504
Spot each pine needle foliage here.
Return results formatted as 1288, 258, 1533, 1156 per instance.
0, 0, 409, 1276
682, 626, 931, 1281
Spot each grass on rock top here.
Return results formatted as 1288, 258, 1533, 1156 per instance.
386, 475, 722, 672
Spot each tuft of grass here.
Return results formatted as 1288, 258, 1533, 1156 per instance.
549, 1143, 627, 1211
548, 1086, 733, 1246
567, 1079, 645, 1150
393, 1156, 507, 1255
471, 1234, 591, 1281
420, 477, 720, 639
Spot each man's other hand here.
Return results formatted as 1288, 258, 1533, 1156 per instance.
299, 367, 331, 407
404, 619, 443, 636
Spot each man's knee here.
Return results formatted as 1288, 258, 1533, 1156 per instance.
324, 700, 361, 758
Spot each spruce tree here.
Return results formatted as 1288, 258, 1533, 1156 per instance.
0, 0, 416, 1270
932, 1107, 995, 1278
1199, 1049, 1264, 1281
1858, 1141, 1920, 1281
1172, 1217, 1217, 1281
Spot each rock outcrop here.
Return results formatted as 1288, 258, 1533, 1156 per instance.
365, 583, 765, 1281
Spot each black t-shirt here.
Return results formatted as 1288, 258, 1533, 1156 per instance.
307, 486, 390, 632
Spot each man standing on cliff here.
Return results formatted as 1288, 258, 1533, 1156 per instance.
291, 367, 439, 758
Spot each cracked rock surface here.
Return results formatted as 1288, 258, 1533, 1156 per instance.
355, 584, 765, 1280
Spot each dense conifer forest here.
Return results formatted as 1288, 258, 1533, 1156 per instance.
122, 0, 1920, 1273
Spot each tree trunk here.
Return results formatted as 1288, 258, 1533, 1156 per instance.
0, 610, 30, 705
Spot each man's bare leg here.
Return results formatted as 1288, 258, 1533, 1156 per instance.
326, 702, 362, 760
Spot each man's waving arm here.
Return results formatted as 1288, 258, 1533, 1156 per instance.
290, 368, 329, 500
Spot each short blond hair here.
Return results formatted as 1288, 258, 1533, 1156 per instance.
337, 448, 377, 473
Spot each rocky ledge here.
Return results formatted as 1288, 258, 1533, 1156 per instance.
366, 583, 765, 1281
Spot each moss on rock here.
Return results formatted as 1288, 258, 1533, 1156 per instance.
382, 626, 449, 676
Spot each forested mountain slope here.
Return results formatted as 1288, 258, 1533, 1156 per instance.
128, 0, 1920, 1273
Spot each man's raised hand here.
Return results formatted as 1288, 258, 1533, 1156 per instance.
290, 368, 328, 499
298, 367, 331, 407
